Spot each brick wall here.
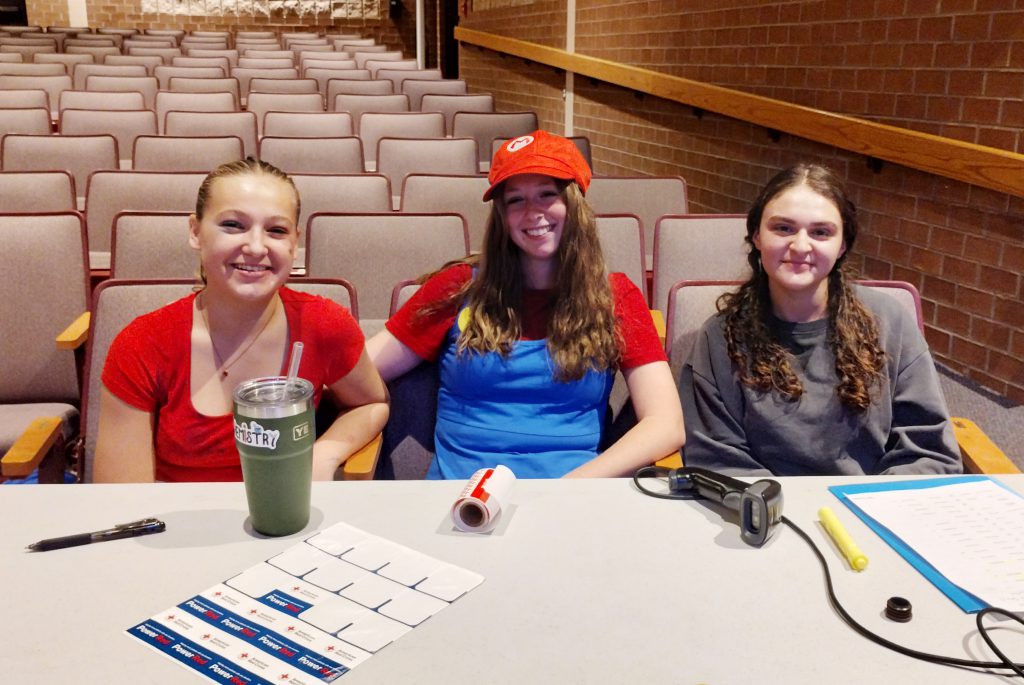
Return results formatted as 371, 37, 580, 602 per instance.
459, 45, 564, 130
27, 0, 68, 26
460, 2, 1024, 402
461, 0, 566, 48
572, 0, 1024, 152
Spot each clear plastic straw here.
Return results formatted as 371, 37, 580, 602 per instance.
284, 341, 303, 397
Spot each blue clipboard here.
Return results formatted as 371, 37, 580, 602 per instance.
828, 475, 1016, 614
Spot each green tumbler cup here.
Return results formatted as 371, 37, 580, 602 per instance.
233, 376, 315, 537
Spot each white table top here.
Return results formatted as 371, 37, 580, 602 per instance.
2, 476, 1022, 684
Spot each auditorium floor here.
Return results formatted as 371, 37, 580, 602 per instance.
939, 366, 1024, 470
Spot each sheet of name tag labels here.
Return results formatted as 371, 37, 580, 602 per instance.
127, 521, 485, 684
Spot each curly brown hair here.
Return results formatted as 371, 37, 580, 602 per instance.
720, 164, 884, 412
416, 180, 620, 381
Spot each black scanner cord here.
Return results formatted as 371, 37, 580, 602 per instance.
633, 466, 1024, 676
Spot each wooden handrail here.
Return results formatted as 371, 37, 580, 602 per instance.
456, 27, 1024, 199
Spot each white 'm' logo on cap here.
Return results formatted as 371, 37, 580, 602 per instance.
506, 135, 534, 153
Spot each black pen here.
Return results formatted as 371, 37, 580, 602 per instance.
26, 517, 166, 552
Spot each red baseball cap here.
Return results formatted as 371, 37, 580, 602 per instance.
483, 130, 591, 201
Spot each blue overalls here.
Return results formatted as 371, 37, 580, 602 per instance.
427, 304, 614, 479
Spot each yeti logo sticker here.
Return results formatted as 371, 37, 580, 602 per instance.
234, 420, 280, 450
293, 421, 311, 441
506, 135, 534, 153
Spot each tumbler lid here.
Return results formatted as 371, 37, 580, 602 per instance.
233, 377, 314, 419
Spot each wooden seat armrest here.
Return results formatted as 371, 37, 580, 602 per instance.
952, 417, 1021, 474
654, 452, 683, 470
56, 311, 90, 350
650, 309, 666, 348
651, 417, 1023, 475
340, 432, 382, 480
1, 417, 63, 477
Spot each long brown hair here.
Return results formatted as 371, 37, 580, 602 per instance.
719, 163, 884, 412
418, 180, 620, 381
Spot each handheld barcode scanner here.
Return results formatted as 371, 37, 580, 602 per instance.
668, 467, 784, 546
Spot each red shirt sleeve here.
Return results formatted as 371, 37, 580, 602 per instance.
101, 295, 192, 411
612, 273, 667, 369
385, 263, 472, 362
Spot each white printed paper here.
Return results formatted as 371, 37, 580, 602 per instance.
848, 479, 1024, 611
126, 522, 484, 683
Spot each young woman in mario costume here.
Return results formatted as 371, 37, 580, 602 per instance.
94, 159, 389, 483
367, 131, 684, 479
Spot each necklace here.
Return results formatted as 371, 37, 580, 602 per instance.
199, 294, 279, 379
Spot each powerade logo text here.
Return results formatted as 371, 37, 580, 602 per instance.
185, 599, 224, 621
234, 420, 280, 450
208, 663, 253, 684
129, 621, 266, 685
221, 618, 258, 638
135, 622, 173, 646
258, 634, 298, 657
171, 642, 211, 667
261, 591, 310, 615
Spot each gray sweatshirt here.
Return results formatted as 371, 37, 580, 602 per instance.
679, 286, 963, 476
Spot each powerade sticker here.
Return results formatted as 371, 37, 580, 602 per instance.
126, 521, 484, 683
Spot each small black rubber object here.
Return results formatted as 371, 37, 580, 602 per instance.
886, 596, 912, 622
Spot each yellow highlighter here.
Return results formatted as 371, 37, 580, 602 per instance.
819, 506, 869, 571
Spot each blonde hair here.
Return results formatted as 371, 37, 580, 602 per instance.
193, 158, 300, 287
195, 157, 300, 221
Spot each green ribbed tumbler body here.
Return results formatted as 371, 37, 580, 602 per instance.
233, 377, 315, 537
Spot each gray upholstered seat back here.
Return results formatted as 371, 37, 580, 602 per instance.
82, 280, 196, 482
595, 214, 647, 300
399, 174, 491, 253
652, 214, 747, 314
305, 212, 469, 319
0, 212, 88, 405
451, 110, 538, 171
665, 281, 739, 378
110, 212, 193, 279
0, 171, 75, 212
588, 175, 689, 271
376, 137, 477, 205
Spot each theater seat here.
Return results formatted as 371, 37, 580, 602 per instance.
0, 213, 89, 483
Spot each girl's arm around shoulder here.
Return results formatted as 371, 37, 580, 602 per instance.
368, 262, 473, 382
366, 330, 425, 383
564, 360, 684, 478
313, 349, 390, 480
93, 386, 157, 483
